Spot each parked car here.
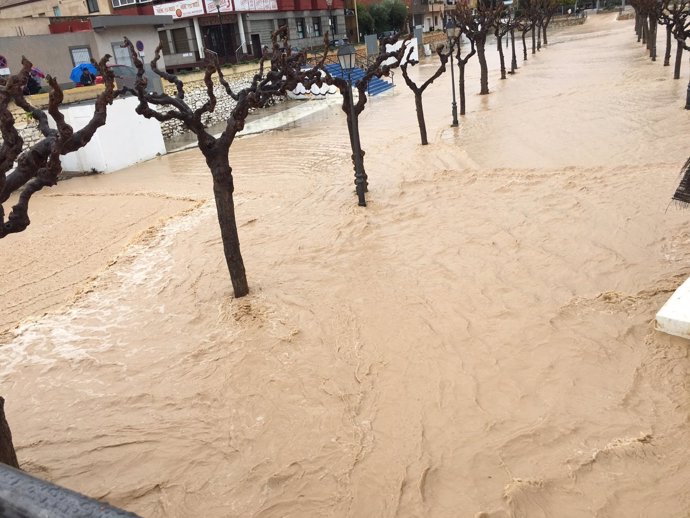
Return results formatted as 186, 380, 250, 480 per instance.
329, 38, 350, 49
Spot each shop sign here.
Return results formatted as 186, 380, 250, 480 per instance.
153, 0, 205, 19
203, 0, 233, 12
234, 0, 277, 11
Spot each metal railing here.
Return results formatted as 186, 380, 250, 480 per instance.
0, 463, 139, 518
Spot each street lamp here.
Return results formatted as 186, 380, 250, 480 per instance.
326, 0, 334, 39
209, 0, 228, 63
338, 44, 367, 207
446, 18, 460, 127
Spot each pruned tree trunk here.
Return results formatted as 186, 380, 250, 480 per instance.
522, 30, 528, 60
477, 39, 489, 94
510, 28, 518, 73
636, 14, 642, 42
459, 63, 467, 115
400, 43, 449, 144
532, 25, 537, 54
674, 38, 683, 79
414, 93, 428, 145
649, 16, 657, 60
208, 153, 249, 298
665, 24, 672, 66
497, 35, 506, 79
0, 397, 19, 469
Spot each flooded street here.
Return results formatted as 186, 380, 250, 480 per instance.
3, 13, 690, 517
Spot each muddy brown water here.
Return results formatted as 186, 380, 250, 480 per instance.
2, 13, 690, 517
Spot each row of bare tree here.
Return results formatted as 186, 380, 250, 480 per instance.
1, 2, 564, 300
629, 0, 690, 105
400, 0, 564, 146
0, 0, 566, 471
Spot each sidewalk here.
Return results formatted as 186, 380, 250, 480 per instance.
164, 95, 342, 154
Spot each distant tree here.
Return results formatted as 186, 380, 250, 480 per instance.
370, 2, 390, 34
507, 9, 519, 73
318, 34, 411, 205
662, 0, 689, 77
400, 43, 450, 144
673, 19, 690, 108
121, 28, 307, 297
453, 1, 504, 95
494, 12, 512, 79
358, 4, 376, 35
631, 0, 661, 60
386, 0, 409, 32
515, 11, 533, 61
540, 0, 561, 46
1, 55, 115, 238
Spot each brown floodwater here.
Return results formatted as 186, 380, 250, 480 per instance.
2, 13, 690, 517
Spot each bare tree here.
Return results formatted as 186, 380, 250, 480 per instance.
494, 12, 512, 80
121, 28, 307, 297
1, 56, 115, 238
318, 34, 411, 205
400, 44, 450, 145
507, 9, 520, 74
453, 2, 503, 96
665, 0, 690, 78
451, 30, 477, 115
540, 0, 560, 46
0, 397, 19, 468
516, 13, 533, 61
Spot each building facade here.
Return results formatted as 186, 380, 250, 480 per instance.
108, 0, 347, 70
0, 0, 113, 18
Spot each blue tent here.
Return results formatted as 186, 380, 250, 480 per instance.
69, 63, 98, 84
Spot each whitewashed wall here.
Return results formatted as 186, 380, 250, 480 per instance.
56, 96, 166, 174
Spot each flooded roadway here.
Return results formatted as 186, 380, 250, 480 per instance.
2, 12, 690, 517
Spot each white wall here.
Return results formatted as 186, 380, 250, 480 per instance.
57, 96, 166, 174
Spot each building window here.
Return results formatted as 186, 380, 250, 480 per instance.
312, 17, 321, 37
112, 43, 133, 65
69, 46, 92, 66
171, 27, 190, 53
296, 18, 305, 39
329, 15, 337, 36
158, 31, 171, 55
111, 0, 136, 8
52, 5, 61, 15
86, 0, 100, 13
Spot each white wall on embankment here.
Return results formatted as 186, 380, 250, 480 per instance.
56, 95, 166, 174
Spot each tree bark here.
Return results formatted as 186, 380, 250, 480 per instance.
537, 22, 542, 51
532, 24, 537, 54
636, 14, 642, 42
497, 36, 506, 79
649, 16, 657, 61
664, 24, 672, 66
459, 63, 467, 115
477, 39, 489, 95
414, 93, 428, 145
522, 30, 528, 60
510, 28, 518, 73
674, 38, 683, 79
208, 154, 249, 298
0, 397, 19, 469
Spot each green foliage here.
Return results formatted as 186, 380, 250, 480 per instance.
370, 3, 390, 34
358, 0, 408, 35
357, 4, 376, 35
386, 0, 408, 31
